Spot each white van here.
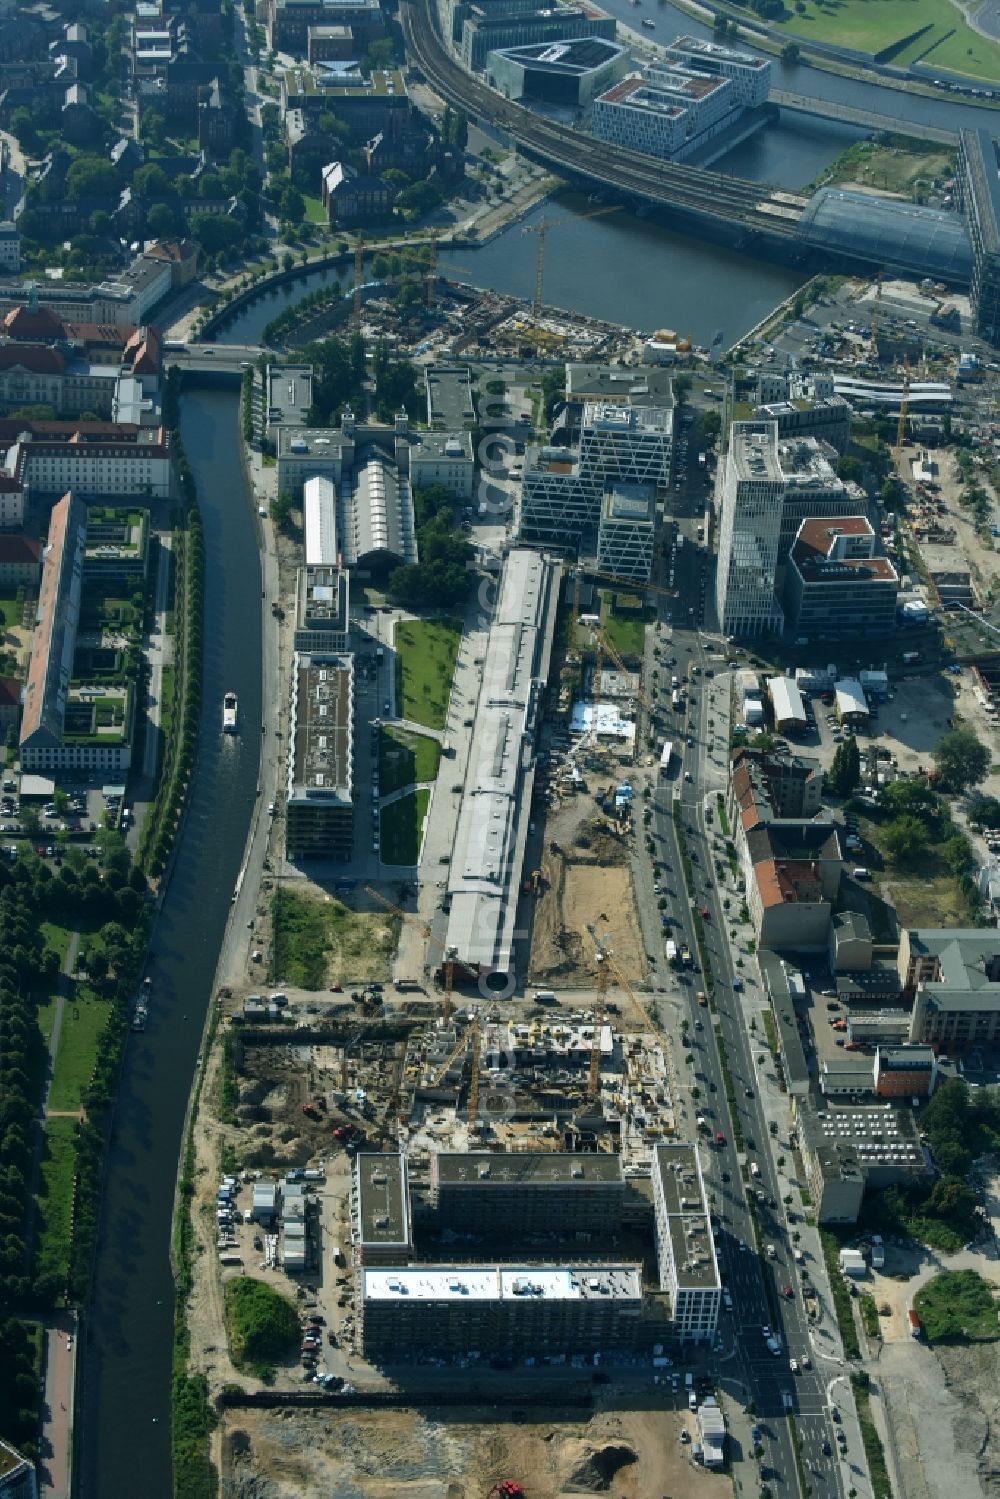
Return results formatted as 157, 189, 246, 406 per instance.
685, 1372, 694, 1390
853, 867, 870, 881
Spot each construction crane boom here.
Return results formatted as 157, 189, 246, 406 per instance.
869, 272, 882, 364
895, 357, 910, 464
521, 204, 619, 324
364, 885, 456, 1022
352, 236, 364, 332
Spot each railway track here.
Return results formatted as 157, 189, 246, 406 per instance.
402, 0, 800, 236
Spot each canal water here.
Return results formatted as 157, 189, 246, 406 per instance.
78, 388, 260, 1499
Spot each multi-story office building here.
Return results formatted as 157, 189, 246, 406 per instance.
651, 1144, 720, 1343
520, 402, 670, 551
664, 33, 770, 107
285, 651, 353, 862
784, 515, 898, 640
407, 430, 475, 499
359, 1262, 644, 1360
351, 1152, 412, 1265
900, 927, 1000, 1050
799, 1103, 930, 1224
267, 0, 386, 53
592, 64, 734, 162
487, 35, 629, 107
955, 129, 1000, 346
596, 483, 656, 582
1, 421, 171, 500
428, 1151, 625, 1240
293, 475, 350, 653
715, 422, 859, 638
458, 3, 615, 71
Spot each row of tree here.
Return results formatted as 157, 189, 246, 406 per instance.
139, 369, 204, 878
387, 483, 473, 611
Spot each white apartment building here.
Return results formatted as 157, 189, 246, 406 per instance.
715, 421, 859, 638
0, 476, 24, 529
7, 430, 172, 500
652, 1143, 721, 1344
664, 34, 771, 107
596, 483, 656, 582
593, 74, 688, 158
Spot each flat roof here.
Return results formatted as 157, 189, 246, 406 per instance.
669, 31, 770, 69
267, 363, 312, 428
354, 1152, 410, 1248
445, 549, 559, 977
303, 475, 338, 567
362, 1263, 642, 1301
433, 1151, 623, 1185
425, 363, 475, 427
565, 362, 676, 407
654, 1143, 721, 1292
288, 651, 352, 802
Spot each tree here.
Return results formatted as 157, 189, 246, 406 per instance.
781, 41, 801, 62
269, 492, 294, 533
674, 373, 692, 406
65, 156, 121, 201
278, 186, 305, 225
88, 209, 112, 238
837, 455, 864, 483
133, 163, 172, 199
883, 814, 929, 867
827, 734, 860, 796
933, 727, 990, 793
146, 202, 177, 239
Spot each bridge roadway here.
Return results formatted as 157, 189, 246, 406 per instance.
402, 0, 801, 240
165, 342, 263, 373
771, 89, 958, 145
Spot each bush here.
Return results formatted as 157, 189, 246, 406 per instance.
224, 1278, 300, 1373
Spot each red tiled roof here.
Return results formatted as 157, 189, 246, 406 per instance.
0, 676, 20, 709
0, 533, 40, 565
2, 305, 66, 340
0, 344, 65, 374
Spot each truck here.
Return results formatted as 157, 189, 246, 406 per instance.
908, 1308, 922, 1339
870, 1235, 885, 1269
672, 689, 681, 710
750, 1161, 761, 1179
902, 651, 922, 665
680, 945, 692, 969
659, 740, 673, 774
665, 939, 678, 964
533, 989, 557, 1003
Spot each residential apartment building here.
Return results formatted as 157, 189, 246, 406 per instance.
285, 651, 353, 862
900, 927, 1000, 1050
873, 1046, 938, 1099
359, 1263, 644, 1361
19, 492, 132, 774
715, 422, 861, 638
428, 1151, 625, 1241
351, 1152, 412, 1265
267, 0, 385, 54
0, 532, 40, 585
596, 483, 656, 582
728, 745, 824, 830
955, 128, 1000, 346
744, 821, 842, 950
784, 515, 899, 640
652, 1143, 720, 1344
0, 475, 22, 528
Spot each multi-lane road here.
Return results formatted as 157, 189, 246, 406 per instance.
637, 486, 851, 1493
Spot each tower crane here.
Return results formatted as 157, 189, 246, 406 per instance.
521, 204, 619, 323
363, 886, 457, 1023
588, 939, 609, 1099
894, 357, 911, 468
869, 272, 883, 365
352, 235, 364, 332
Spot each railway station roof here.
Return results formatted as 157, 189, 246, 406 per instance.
797, 188, 973, 284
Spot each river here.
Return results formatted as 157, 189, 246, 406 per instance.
78, 388, 261, 1499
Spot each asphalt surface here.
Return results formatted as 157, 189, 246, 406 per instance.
637, 441, 846, 1495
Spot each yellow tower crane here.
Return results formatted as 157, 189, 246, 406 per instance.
363, 886, 457, 1023
894, 358, 911, 468
352, 235, 364, 332
869, 272, 883, 365
521, 205, 620, 324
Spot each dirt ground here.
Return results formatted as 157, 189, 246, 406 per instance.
528, 793, 645, 987
220, 1403, 728, 1499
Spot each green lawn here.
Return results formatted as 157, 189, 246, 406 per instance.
598, 597, 651, 661
303, 194, 327, 225
0, 588, 26, 629
774, 0, 1000, 79
271, 887, 331, 989
380, 789, 430, 866
271, 886, 402, 985
915, 1270, 1000, 1341
47, 988, 112, 1113
34, 1117, 79, 1295
36, 993, 59, 1048
379, 726, 442, 795
41, 920, 73, 971
394, 619, 462, 730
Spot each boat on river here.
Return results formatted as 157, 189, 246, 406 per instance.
223, 691, 238, 733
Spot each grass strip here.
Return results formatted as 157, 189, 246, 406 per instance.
820, 1229, 861, 1361
851, 1373, 893, 1499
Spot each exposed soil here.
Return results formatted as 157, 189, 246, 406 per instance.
528, 797, 644, 987
219, 1404, 728, 1499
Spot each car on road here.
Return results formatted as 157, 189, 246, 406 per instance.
789, 1359, 799, 1373
782, 1284, 793, 1299
822, 1441, 832, 1457
744, 1086, 754, 1097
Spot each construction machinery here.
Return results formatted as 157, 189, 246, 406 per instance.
489, 1485, 526, 1499
364, 885, 457, 1022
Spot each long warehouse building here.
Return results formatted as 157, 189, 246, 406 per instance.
444, 548, 560, 986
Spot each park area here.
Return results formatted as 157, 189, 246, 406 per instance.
394, 618, 461, 731
380, 789, 431, 866
775, 0, 1000, 79
379, 726, 441, 796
